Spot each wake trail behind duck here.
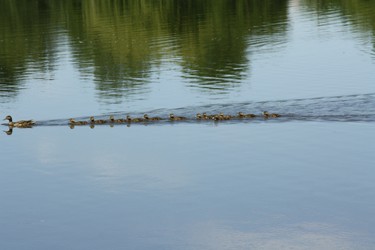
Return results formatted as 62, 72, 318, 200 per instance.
30, 93, 375, 126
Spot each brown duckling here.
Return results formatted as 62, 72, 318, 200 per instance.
263, 111, 280, 118
169, 113, 186, 121
238, 112, 256, 118
109, 115, 124, 123
3, 115, 35, 128
212, 115, 222, 121
219, 113, 232, 120
143, 114, 161, 121
127, 115, 142, 122
202, 113, 212, 120
69, 118, 88, 125
90, 116, 107, 124
196, 113, 203, 119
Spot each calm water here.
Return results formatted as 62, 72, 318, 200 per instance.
1, 0, 375, 249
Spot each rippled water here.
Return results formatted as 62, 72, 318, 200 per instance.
0, 0, 375, 249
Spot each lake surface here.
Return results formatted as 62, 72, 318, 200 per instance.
1, 0, 375, 249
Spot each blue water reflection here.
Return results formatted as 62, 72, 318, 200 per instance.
1, 122, 375, 249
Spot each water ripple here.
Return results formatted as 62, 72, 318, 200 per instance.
6, 93, 373, 127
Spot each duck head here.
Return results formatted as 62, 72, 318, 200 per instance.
3, 115, 12, 122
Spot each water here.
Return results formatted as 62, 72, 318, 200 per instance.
0, 0, 375, 249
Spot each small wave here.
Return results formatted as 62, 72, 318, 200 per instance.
4, 93, 375, 127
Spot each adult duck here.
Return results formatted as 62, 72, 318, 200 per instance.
3, 115, 35, 128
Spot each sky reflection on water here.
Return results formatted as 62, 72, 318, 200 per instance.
1, 122, 375, 249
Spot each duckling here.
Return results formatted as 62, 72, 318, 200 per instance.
238, 112, 246, 118
127, 115, 142, 122
69, 118, 88, 126
196, 113, 203, 119
212, 115, 222, 121
202, 113, 212, 120
143, 114, 161, 121
3, 115, 35, 128
219, 113, 232, 120
109, 115, 124, 123
90, 116, 106, 124
169, 113, 186, 121
263, 111, 280, 118
238, 112, 256, 118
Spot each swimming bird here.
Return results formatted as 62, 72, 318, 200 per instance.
144, 114, 161, 121
3, 115, 35, 128
90, 116, 106, 124
219, 113, 232, 120
127, 115, 142, 122
196, 113, 203, 119
202, 113, 212, 120
263, 111, 280, 118
169, 113, 186, 121
109, 115, 124, 123
238, 112, 256, 118
69, 118, 88, 125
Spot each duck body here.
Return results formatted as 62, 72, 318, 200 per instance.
3, 115, 35, 128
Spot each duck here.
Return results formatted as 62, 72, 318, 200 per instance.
69, 118, 88, 125
143, 114, 161, 121
212, 115, 222, 121
169, 113, 186, 121
202, 113, 212, 120
109, 115, 124, 123
126, 115, 142, 122
263, 111, 281, 118
90, 116, 106, 124
3, 115, 35, 128
196, 113, 203, 119
219, 113, 232, 120
238, 112, 256, 118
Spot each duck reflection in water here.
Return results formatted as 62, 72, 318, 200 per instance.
3, 127, 13, 135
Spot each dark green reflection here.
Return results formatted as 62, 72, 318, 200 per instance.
303, 0, 375, 51
0, 0, 291, 101
0, 0, 60, 99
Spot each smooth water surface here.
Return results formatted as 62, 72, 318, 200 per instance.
1, 0, 375, 249
1, 123, 375, 249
